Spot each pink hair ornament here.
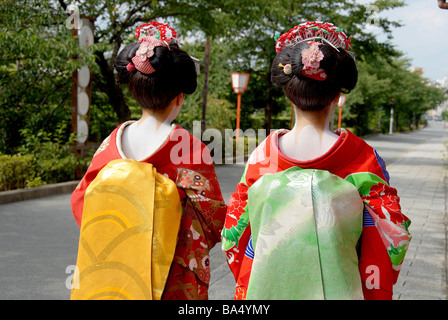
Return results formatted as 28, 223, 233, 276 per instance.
300, 42, 327, 81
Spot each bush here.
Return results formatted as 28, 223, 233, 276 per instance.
0, 124, 89, 191
17, 125, 81, 185
0, 154, 38, 191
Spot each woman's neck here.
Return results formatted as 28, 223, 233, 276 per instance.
292, 107, 332, 137
138, 107, 172, 129
120, 96, 182, 161
279, 104, 339, 161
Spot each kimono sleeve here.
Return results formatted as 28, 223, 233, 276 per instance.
348, 150, 411, 300
71, 135, 112, 227
71, 172, 91, 227
174, 149, 227, 250
221, 181, 252, 299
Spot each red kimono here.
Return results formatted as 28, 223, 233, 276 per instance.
222, 128, 411, 300
71, 123, 227, 300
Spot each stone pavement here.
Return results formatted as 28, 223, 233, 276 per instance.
208, 122, 448, 300
382, 123, 447, 300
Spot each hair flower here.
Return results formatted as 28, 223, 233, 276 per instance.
300, 42, 328, 81
301, 42, 324, 69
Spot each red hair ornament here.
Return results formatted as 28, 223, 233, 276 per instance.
130, 22, 179, 75
275, 21, 352, 81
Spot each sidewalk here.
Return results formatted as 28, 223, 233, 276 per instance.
384, 124, 447, 300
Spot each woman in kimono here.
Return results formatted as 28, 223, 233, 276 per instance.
222, 21, 411, 300
71, 22, 226, 300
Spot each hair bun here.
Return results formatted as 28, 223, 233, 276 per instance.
333, 49, 358, 93
115, 41, 197, 111
272, 42, 357, 90
271, 41, 358, 111
115, 43, 140, 85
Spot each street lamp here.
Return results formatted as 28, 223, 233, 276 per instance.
231, 72, 250, 141
389, 98, 396, 134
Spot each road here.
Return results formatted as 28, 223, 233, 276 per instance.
0, 121, 446, 300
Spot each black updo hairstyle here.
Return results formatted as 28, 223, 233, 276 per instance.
271, 42, 358, 111
115, 41, 197, 111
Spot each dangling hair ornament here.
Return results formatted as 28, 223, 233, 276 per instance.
275, 21, 352, 81
279, 63, 292, 75
131, 22, 179, 75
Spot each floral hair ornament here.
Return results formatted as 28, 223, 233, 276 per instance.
275, 21, 352, 81
275, 21, 352, 53
130, 22, 179, 75
300, 42, 327, 81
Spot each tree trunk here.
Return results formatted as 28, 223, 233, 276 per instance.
96, 52, 131, 123
264, 83, 272, 132
201, 36, 211, 135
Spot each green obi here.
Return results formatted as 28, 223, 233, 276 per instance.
246, 167, 364, 300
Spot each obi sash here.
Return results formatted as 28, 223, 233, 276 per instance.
71, 159, 181, 300
246, 167, 364, 299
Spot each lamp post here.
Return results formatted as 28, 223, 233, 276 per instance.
389, 98, 396, 134
231, 72, 250, 141
337, 95, 347, 128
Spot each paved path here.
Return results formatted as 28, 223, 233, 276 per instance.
0, 122, 446, 300
376, 123, 447, 300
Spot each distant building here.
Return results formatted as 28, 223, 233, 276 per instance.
436, 76, 448, 93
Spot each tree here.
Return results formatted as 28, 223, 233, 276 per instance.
0, 0, 97, 153
343, 56, 446, 134
213, 0, 406, 131
57, 0, 262, 126
172, 0, 264, 134
2, 0, 438, 155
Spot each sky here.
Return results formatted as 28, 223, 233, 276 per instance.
367, 0, 448, 83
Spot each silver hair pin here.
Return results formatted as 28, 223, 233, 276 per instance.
294, 37, 341, 52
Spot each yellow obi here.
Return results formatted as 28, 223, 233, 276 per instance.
71, 159, 181, 300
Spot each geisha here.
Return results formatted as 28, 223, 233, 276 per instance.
221, 21, 411, 300
70, 22, 227, 300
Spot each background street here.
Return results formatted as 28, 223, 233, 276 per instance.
0, 122, 446, 300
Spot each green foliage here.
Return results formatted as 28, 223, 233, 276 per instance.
0, 124, 92, 191
0, 154, 37, 191
0, 0, 99, 153
343, 57, 447, 135
16, 124, 88, 187
1, 0, 447, 189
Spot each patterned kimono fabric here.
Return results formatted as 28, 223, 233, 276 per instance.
246, 168, 364, 299
71, 160, 181, 300
222, 129, 411, 300
71, 123, 227, 300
